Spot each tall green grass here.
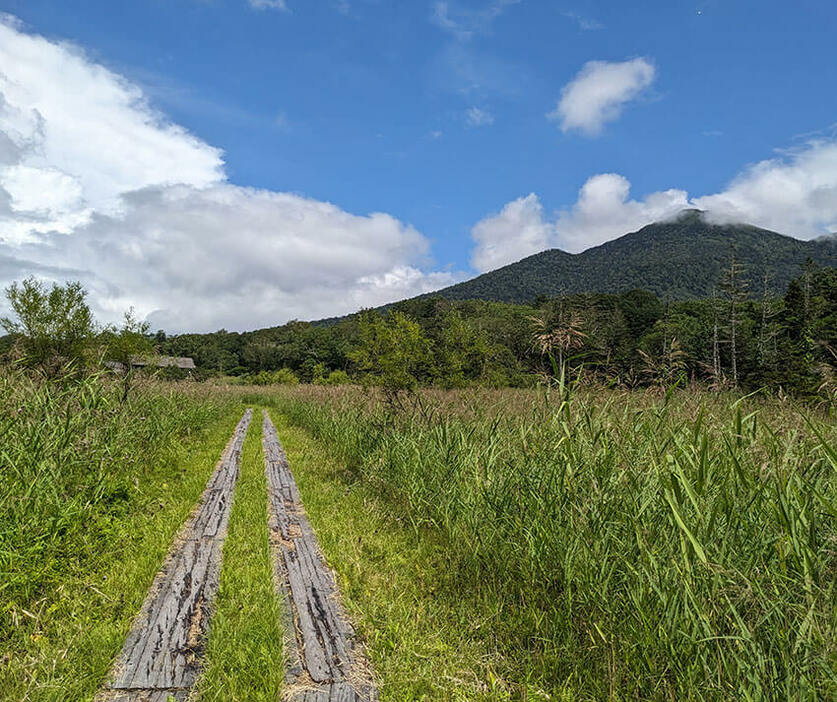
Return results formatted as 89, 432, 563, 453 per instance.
0, 370, 231, 618
265, 386, 837, 700
0, 369, 239, 699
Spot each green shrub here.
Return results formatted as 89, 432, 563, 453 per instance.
248, 368, 299, 385
1, 278, 96, 375
314, 369, 351, 386
272, 368, 299, 385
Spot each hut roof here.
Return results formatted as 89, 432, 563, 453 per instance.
129, 355, 196, 369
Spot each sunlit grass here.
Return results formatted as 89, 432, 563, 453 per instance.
0, 370, 240, 701
258, 385, 837, 700
3, 374, 834, 700
268, 412, 558, 701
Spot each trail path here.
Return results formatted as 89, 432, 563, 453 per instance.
96, 408, 375, 701
263, 411, 377, 701
96, 409, 252, 702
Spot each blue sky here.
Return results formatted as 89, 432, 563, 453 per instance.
1, 1, 836, 330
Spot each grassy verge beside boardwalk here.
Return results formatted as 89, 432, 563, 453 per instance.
259, 386, 837, 701
267, 412, 538, 701
0, 372, 241, 701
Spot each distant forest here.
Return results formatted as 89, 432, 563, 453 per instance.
159, 263, 837, 397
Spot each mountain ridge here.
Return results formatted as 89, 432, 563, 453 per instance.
424, 210, 836, 305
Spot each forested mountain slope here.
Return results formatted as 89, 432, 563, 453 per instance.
432, 210, 836, 303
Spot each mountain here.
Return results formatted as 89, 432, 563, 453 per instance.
429, 211, 837, 304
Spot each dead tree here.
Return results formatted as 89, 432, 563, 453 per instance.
720, 253, 748, 387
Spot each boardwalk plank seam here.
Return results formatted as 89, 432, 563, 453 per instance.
262, 410, 377, 702
96, 409, 252, 702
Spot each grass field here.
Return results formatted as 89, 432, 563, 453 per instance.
266, 411, 534, 701
2, 375, 835, 700
0, 371, 241, 700
255, 384, 837, 701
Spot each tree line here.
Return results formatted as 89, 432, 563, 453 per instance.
156, 263, 836, 398
1, 264, 833, 398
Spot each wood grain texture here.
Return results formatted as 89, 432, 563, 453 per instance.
96, 410, 252, 702
96, 690, 188, 702
263, 411, 377, 702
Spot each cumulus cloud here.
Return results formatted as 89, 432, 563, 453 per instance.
470, 194, 553, 272
0, 17, 458, 331
465, 106, 494, 127
471, 137, 837, 271
553, 174, 690, 252
694, 139, 837, 237
470, 176, 688, 270
0, 19, 223, 244
549, 58, 655, 136
11, 184, 459, 331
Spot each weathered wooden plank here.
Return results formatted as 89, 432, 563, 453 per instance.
262, 411, 377, 702
96, 690, 188, 702
96, 409, 252, 701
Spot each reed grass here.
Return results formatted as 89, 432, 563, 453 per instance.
260, 384, 837, 701
270, 411, 574, 700
0, 369, 240, 700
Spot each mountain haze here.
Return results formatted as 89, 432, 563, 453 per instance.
431, 211, 837, 304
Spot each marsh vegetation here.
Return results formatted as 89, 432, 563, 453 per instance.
1, 279, 835, 700
258, 384, 837, 700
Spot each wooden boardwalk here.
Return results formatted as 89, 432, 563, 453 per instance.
96, 410, 252, 702
263, 411, 377, 702
96, 408, 375, 701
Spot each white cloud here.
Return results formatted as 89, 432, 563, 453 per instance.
470, 177, 688, 270
248, 0, 288, 11
471, 137, 837, 270
431, 0, 519, 41
694, 139, 837, 237
15, 184, 460, 331
1, 164, 83, 217
549, 58, 656, 136
471, 194, 553, 272
0, 19, 223, 244
465, 106, 494, 127
553, 174, 690, 252
0, 17, 458, 331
